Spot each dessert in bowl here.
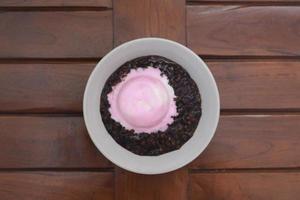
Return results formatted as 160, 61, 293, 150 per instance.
101, 56, 201, 156
84, 38, 219, 174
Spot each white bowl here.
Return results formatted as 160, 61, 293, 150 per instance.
83, 38, 220, 174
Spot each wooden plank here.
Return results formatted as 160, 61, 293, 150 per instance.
0, 115, 300, 169
1, 61, 299, 113
209, 61, 300, 109
189, 0, 300, 2
190, 115, 300, 169
0, 63, 93, 113
0, 172, 114, 200
114, 1, 187, 199
114, 0, 186, 46
187, 6, 300, 56
115, 168, 188, 200
189, 173, 300, 200
1, 115, 299, 169
0, 11, 112, 58
0, 116, 111, 168
0, 0, 112, 7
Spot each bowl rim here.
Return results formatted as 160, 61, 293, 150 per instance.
83, 37, 220, 174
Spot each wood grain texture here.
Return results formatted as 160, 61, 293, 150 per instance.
0, 63, 93, 113
2, 115, 298, 169
0, 116, 111, 168
189, 173, 300, 200
0, 172, 114, 200
190, 115, 300, 169
187, 6, 300, 56
115, 168, 188, 200
113, 1, 188, 199
189, 0, 300, 2
1, 61, 299, 113
0, 0, 111, 7
0, 11, 112, 58
114, 0, 186, 45
210, 61, 300, 109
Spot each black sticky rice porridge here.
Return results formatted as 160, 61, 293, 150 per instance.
100, 55, 201, 156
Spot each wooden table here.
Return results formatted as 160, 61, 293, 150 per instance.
0, 0, 299, 199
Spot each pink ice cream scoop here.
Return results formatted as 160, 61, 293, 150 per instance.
107, 67, 177, 133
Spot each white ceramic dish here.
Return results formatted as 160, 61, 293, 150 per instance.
83, 38, 220, 174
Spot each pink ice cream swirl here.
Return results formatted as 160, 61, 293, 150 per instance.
107, 67, 178, 134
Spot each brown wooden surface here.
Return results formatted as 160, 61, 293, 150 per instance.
0, 116, 111, 168
210, 61, 300, 109
187, 6, 300, 56
0, 172, 114, 200
1, 115, 298, 169
114, 0, 186, 45
189, 173, 300, 200
0, 0, 112, 7
0, 11, 112, 58
189, 0, 300, 2
0, 63, 93, 113
113, 1, 188, 199
1, 0, 300, 199
1, 61, 299, 113
116, 168, 188, 200
191, 115, 300, 169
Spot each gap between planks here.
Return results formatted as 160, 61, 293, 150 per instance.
189, 167, 300, 174
0, 167, 300, 173
0, 7, 112, 12
1, 110, 300, 116
200, 55, 300, 61
1, 56, 300, 64
187, 1, 300, 6
0, 58, 101, 64
0, 168, 114, 173
221, 109, 300, 115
